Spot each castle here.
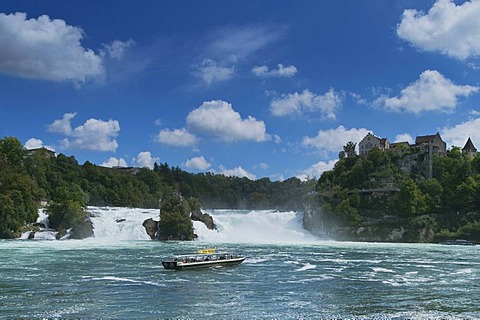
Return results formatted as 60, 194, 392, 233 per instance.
358, 132, 477, 178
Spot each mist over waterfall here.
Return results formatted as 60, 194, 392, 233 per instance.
33, 207, 318, 243
194, 209, 319, 244
88, 207, 159, 240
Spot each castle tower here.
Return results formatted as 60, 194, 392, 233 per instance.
462, 137, 477, 159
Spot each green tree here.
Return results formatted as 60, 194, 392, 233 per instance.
335, 199, 361, 226
391, 178, 426, 217
158, 193, 194, 240
47, 200, 86, 231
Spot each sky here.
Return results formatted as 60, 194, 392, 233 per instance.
1, 0, 480, 181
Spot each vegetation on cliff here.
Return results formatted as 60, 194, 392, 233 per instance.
315, 144, 480, 242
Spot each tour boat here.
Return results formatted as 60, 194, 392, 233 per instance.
162, 249, 245, 270
440, 239, 476, 246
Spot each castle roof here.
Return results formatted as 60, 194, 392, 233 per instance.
462, 137, 477, 152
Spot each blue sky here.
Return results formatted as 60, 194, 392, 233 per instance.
1, 0, 480, 181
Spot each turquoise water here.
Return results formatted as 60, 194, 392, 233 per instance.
1, 239, 479, 319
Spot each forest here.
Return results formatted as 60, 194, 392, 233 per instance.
315, 143, 480, 242
0, 136, 314, 239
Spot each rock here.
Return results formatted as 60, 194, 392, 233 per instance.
143, 218, 159, 240
190, 210, 216, 230
70, 219, 94, 239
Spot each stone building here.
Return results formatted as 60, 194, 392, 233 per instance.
414, 132, 447, 156
358, 133, 390, 156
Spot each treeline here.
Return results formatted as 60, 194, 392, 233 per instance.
0, 136, 314, 238
317, 146, 480, 241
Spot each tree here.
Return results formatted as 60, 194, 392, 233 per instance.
343, 141, 357, 158
158, 192, 194, 240
391, 178, 426, 217
336, 199, 361, 226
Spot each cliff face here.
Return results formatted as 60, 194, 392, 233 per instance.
302, 199, 435, 243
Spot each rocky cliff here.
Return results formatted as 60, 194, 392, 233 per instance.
302, 197, 435, 243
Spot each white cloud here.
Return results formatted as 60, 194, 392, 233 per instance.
270, 88, 343, 119
377, 70, 478, 113
48, 113, 120, 152
252, 64, 297, 77
101, 157, 128, 168
195, 59, 234, 85
0, 12, 104, 83
218, 165, 256, 180
207, 25, 281, 62
133, 151, 159, 169
101, 39, 135, 60
156, 128, 198, 147
302, 125, 370, 155
194, 25, 281, 84
24, 138, 56, 151
47, 112, 76, 135
187, 100, 268, 142
397, 0, 480, 60
394, 133, 414, 144
297, 160, 337, 181
441, 117, 480, 148
184, 156, 211, 170
24, 138, 44, 149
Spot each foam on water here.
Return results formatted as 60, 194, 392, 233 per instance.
88, 207, 159, 240
194, 209, 319, 244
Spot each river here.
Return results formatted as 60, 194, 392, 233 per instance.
1, 208, 478, 319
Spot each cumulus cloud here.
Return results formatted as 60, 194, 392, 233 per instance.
270, 88, 343, 119
0, 12, 104, 83
441, 117, 480, 148
155, 128, 198, 147
184, 156, 211, 170
394, 133, 414, 144
47, 113, 120, 152
302, 125, 370, 155
101, 157, 128, 168
24, 138, 56, 151
133, 151, 159, 169
297, 160, 337, 181
46, 112, 76, 135
376, 70, 478, 113
397, 0, 480, 60
24, 138, 44, 149
218, 165, 256, 180
187, 100, 268, 142
252, 64, 297, 77
195, 59, 234, 85
0, 12, 135, 85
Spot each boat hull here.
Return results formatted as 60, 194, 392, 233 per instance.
162, 257, 245, 270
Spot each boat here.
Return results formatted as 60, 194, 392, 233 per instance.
162, 249, 246, 270
440, 239, 476, 246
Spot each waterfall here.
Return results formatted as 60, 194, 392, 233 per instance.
20, 209, 58, 240
194, 209, 319, 244
88, 207, 159, 240
23, 207, 319, 243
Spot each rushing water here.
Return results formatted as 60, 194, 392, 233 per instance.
1, 208, 479, 319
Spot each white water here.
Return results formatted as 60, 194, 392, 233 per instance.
20, 208, 58, 240
87, 207, 159, 240
194, 209, 319, 244
24, 207, 319, 243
